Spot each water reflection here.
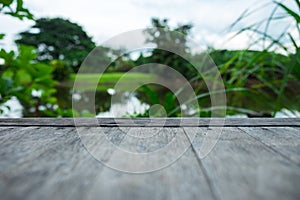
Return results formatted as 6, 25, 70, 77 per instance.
1, 86, 300, 118
71, 88, 150, 117
96, 91, 149, 117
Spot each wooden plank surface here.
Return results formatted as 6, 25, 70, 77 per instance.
241, 127, 300, 166
0, 119, 299, 200
84, 127, 215, 200
188, 127, 300, 200
0, 118, 299, 127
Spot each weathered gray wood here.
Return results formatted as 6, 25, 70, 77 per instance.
85, 127, 215, 200
0, 126, 21, 135
0, 126, 216, 200
0, 127, 110, 200
0, 119, 300, 200
0, 118, 299, 127
240, 127, 300, 165
188, 127, 300, 200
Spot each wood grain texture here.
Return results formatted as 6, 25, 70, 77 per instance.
85, 127, 215, 200
240, 127, 300, 165
188, 127, 300, 200
0, 118, 299, 127
0, 119, 299, 200
0, 127, 105, 200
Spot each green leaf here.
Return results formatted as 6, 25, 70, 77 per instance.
16, 0, 23, 11
0, 33, 5, 40
276, 1, 300, 23
164, 92, 176, 114
0, 77, 14, 92
2, 69, 14, 78
16, 69, 32, 84
288, 33, 298, 50
47, 97, 57, 104
0, 0, 13, 6
0, 49, 15, 63
18, 45, 37, 61
35, 63, 54, 75
141, 85, 159, 104
34, 76, 55, 87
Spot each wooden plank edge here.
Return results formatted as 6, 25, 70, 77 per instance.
0, 118, 299, 127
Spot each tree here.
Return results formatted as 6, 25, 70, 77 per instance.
136, 18, 196, 79
145, 18, 192, 55
15, 17, 96, 73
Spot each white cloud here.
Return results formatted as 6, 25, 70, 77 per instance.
0, 0, 297, 52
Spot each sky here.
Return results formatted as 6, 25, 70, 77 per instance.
0, 0, 298, 51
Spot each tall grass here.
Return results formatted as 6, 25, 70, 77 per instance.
226, 0, 300, 116
134, 0, 300, 118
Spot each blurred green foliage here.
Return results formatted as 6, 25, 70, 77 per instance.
0, 45, 68, 116
49, 60, 72, 81
134, 85, 178, 117
1, 0, 299, 118
228, 0, 300, 116
135, 18, 196, 80
15, 18, 96, 74
133, 5, 300, 117
0, 1, 73, 117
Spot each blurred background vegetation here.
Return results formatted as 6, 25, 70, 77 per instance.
0, 0, 299, 118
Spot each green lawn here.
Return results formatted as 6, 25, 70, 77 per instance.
64, 72, 157, 91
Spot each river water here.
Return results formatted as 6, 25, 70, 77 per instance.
1, 87, 299, 118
